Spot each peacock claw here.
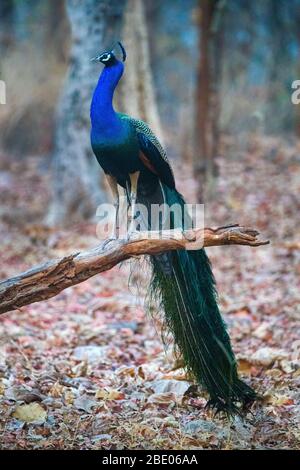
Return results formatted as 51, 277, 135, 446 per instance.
102, 236, 118, 250
126, 230, 140, 242
182, 229, 196, 242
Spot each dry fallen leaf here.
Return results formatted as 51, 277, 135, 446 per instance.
64, 389, 75, 405
238, 359, 252, 373
72, 345, 109, 364
49, 381, 65, 398
71, 361, 88, 377
116, 366, 136, 378
263, 393, 295, 406
74, 394, 97, 413
13, 403, 47, 424
132, 423, 156, 439
0, 381, 5, 395
250, 347, 288, 367
151, 379, 192, 397
95, 388, 125, 400
148, 392, 176, 405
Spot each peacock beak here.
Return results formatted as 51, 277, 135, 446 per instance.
90, 55, 101, 63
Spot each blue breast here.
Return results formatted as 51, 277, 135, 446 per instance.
90, 61, 141, 180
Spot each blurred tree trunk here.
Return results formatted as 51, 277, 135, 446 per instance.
47, 0, 126, 226
195, 0, 212, 198
117, 0, 162, 142
266, 0, 280, 132
296, 15, 300, 136
194, 0, 225, 201
0, 0, 14, 51
210, 1, 225, 167
266, 0, 287, 134
13, 0, 35, 43
46, 0, 68, 62
180, 84, 195, 164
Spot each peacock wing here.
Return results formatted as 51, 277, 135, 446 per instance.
119, 114, 176, 189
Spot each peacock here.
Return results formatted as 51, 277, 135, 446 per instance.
90, 42, 256, 415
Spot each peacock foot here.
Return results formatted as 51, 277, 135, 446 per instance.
125, 230, 140, 242
205, 398, 241, 418
101, 235, 118, 250
182, 229, 196, 242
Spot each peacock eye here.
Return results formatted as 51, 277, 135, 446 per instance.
102, 53, 111, 62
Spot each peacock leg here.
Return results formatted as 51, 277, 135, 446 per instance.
127, 171, 140, 238
103, 174, 120, 246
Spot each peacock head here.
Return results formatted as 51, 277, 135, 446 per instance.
91, 41, 126, 66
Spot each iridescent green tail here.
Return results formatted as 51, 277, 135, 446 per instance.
148, 186, 256, 415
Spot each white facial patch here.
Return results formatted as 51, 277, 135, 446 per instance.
101, 53, 111, 62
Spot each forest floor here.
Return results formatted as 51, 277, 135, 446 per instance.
0, 134, 299, 450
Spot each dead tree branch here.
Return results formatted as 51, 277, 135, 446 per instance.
0, 225, 269, 315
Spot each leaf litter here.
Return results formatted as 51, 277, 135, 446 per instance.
0, 137, 299, 449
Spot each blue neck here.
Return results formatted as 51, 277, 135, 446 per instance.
90, 61, 124, 131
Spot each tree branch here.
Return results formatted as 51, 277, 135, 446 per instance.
0, 225, 269, 315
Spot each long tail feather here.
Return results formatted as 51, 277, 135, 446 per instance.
148, 185, 256, 414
